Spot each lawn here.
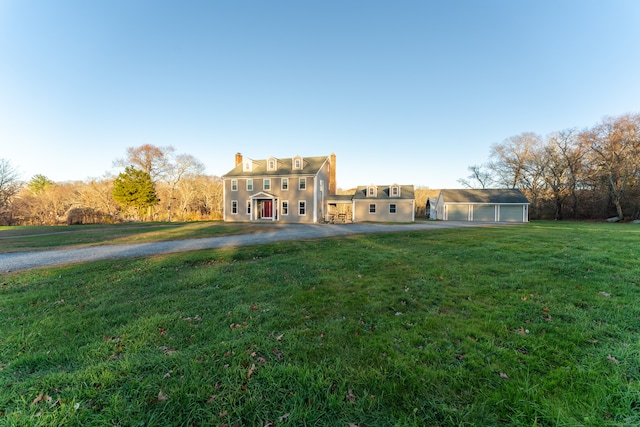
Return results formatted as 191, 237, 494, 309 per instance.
0, 221, 277, 253
0, 222, 639, 426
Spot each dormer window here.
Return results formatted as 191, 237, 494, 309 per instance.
390, 185, 400, 197
367, 185, 377, 197
267, 157, 277, 171
292, 156, 303, 170
243, 160, 253, 172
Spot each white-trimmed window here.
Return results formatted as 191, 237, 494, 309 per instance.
263, 178, 271, 190
391, 186, 399, 197
231, 200, 238, 215
293, 156, 303, 170
281, 177, 288, 190
243, 160, 252, 172
231, 179, 238, 191
247, 200, 251, 215
267, 157, 277, 171
282, 200, 289, 215
389, 203, 397, 214
246, 179, 253, 191
369, 203, 376, 214
299, 201, 306, 216
368, 187, 375, 196
299, 177, 306, 190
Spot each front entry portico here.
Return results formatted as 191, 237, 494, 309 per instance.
250, 192, 278, 221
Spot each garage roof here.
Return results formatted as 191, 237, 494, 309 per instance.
440, 189, 529, 204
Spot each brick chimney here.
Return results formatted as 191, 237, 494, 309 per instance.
235, 153, 243, 167
329, 153, 337, 195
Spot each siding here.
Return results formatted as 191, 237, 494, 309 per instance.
353, 200, 414, 222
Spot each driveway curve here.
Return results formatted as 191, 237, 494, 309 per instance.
0, 221, 506, 273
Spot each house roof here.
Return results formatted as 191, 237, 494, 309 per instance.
327, 194, 354, 203
440, 189, 530, 204
353, 185, 415, 200
222, 155, 329, 178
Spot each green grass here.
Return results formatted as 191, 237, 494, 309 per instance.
1, 222, 639, 426
0, 222, 277, 253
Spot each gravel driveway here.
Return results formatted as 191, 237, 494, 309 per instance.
0, 221, 503, 273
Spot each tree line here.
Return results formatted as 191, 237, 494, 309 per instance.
0, 145, 223, 225
458, 113, 640, 220
2, 113, 639, 225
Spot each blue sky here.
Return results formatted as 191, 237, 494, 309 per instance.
1, 1, 639, 189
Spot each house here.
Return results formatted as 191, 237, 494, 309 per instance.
222, 153, 336, 223
435, 189, 530, 222
351, 184, 415, 222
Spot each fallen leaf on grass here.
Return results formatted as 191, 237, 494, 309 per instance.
31, 394, 44, 406
276, 333, 284, 341
230, 322, 247, 329
206, 394, 217, 403
346, 389, 356, 403
219, 410, 228, 417
247, 363, 256, 380
250, 305, 259, 311
499, 372, 509, 379
157, 391, 168, 402
598, 291, 611, 298
158, 327, 167, 336
279, 413, 290, 422
606, 355, 619, 364
157, 346, 178, 355
272, 348, 283, 360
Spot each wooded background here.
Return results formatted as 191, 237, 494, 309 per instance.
1, 113, 639, 225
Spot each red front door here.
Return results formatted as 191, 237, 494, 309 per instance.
262, 201, 272, 218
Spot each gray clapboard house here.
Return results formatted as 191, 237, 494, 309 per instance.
222, 153, 336, 223
435, 189, 530, 222
222, 153, 417, 223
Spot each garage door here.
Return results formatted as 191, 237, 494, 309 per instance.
499, 205, 524, 222
473, 205, 496, 222
447, 205, 469, 221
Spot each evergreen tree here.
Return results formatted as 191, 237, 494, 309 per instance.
113, 166, 160, 219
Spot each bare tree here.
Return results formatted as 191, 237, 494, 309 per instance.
0, 159, 22, 224
164, 154, 205, 221
489, 132, 543, 189
580, 114, 640, 219
113, 144, 174, 182
457, 164, 495, 189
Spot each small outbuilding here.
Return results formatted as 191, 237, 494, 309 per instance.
435, 189, 530, 222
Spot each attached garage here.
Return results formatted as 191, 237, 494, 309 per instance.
435, 189, 530, 223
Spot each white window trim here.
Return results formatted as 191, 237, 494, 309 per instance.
389, 203, 397, 214
299, 177, 306, 190
246, 179, 253, 191
298, 200, 306, 216
281, 177, 288, 190
293, 156, 303, 170
391, 186, 399, 197
281, 200, 289, 216
246, 200, 251, 215
231, 179, 238, 191
369, 203, 376, 214
263, 178, 271, 191
231, 200, 238, 215
267, 157, 277, 171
